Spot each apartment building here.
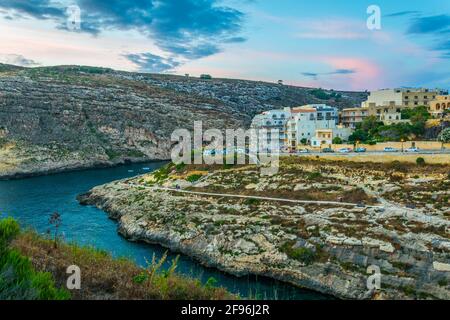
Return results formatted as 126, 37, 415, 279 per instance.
250, 109, 290, 152
361, 88, 445, 108
365, 102, 409, 124
340, 107, 369, 128
428, 95, 450, 118
285, 104, 340, 149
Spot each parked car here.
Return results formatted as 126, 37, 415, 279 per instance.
297, 148, 309, 154
405, 147, 419, 152
322, 147, 334, 153
354, 147, 367, 153
338, 147, 352, 153
383, 147, 399, 152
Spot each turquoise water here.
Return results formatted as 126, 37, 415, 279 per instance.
0, 162, 329, 300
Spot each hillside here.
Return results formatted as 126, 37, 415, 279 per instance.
0, 64, 367, 178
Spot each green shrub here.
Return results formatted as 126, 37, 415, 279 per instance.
244, 198, 260, 206
175, 162, 186, 172
0, 217, 20, 245
186, 174, 202, 183
280, 242, 316, 265
0, 217, 70, 300
438, 279, 448, 287
332, 137, 342, 144
307, 171, 322, 180
416, 157, 425, 166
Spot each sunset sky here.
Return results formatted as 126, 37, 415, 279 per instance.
0, 0, 449, 91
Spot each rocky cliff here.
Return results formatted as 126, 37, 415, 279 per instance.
78, 157, 450, 300
0, 64, 366, 178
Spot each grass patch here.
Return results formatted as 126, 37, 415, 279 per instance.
2, 217, 234, 300
280, 241, 316, 265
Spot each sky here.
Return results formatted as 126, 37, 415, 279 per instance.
0, 0, 449, 91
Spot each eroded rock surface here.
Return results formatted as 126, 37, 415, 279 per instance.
79, 158, 450, 299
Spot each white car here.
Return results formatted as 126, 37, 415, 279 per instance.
297, 148, 309, 154
405, 147, 419, 152
338, 147, 352, 153
383, 147, 399, 152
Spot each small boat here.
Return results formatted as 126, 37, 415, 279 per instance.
142, 167, 150, 171
128, 170, 134, 173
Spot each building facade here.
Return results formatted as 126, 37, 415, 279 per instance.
310, 126, 352, 147
250, 109, 290, 152
428, 95, 450, 118
285, 104, 340, 149
361, 88, 445, 109
340, 107, 369, 128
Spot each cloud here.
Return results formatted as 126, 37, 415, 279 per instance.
294, 19, 367, 40
301, 68, 355, 79
407, 14, 450, 34
405, 14, 450, 58
0, 54, 40, 66
123, 52, 180, 72
0, 0, 65, 20
0, 0, 246, 67
384, 11, 419, 18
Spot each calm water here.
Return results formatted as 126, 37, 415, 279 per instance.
0, 162, 330, 300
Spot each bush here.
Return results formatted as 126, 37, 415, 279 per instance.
332, 137, 342, 144
0, 217, 70, 300
280, 241, 316, 265
0, 217, 20, 245
186, 174, 202, 183
416, 157, 426, 166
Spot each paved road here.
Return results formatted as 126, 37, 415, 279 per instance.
123, 182, 383, 208
281, 150, 450, 156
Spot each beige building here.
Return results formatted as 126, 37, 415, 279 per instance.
311, 126, 352, 147
366, 102, 408, 124
428, 95, 450, 118
361, 88, 444, 108
340, 107, 369, 128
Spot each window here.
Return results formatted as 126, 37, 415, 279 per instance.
414, 102, 418, 105
396, 108, 401, 113
414, 96, 418, 99
405, 96, 409, 99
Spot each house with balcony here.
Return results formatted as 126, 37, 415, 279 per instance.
285, 104, 342, 150
250, 109, 290, 152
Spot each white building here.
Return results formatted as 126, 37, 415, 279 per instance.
285, 104, 341, 149
250, 109, 290, 152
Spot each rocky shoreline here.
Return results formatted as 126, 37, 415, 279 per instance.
0, 156, 169, 180
77, 159, 450, 300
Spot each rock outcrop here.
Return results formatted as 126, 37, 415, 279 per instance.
78, 158, 450, 300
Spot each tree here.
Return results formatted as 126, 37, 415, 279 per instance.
348, 129, 370, 143
439, 128, 450, 143
332, 137, 343, 144
300, 138, 307, 145
360, 115, 382, 134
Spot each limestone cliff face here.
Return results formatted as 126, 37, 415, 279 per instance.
0, 65, 242, 178
0, 64, 367, 179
